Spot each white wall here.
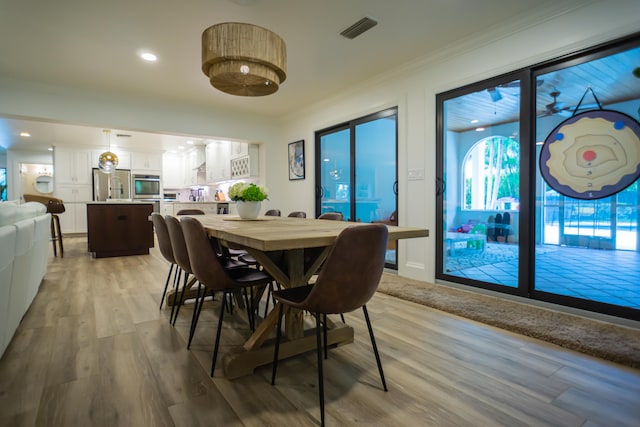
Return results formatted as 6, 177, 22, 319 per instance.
273, 0, 640, 282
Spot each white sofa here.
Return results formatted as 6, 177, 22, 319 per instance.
0, 201, 50, 357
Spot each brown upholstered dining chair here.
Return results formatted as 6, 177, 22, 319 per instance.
180, 216, 273, 377
271, 224, 389, 427
176, 209, 205, 215
288, 211, 306, 218
264, 209, 281, 216
317, 212, 343, 221
151, 213, 180, 310
165, 215, 198, 326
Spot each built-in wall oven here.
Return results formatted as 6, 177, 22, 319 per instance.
132, 174, 161, 199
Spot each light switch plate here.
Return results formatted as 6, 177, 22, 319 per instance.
408, 168, 424, 181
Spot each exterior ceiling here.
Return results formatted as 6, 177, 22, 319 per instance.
0, 0, 606, 152
445, 46, 640, 133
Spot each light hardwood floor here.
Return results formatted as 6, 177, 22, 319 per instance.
1, 237, 639, 426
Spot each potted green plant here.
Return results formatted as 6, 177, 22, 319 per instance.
228, 182, 269, 219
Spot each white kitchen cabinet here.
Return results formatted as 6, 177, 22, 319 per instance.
230, 142, 248, 159
55, 184, 92, 233
230, 144, 259, 179
131, 152, 163, 172
186, 146, 206, 186
54, 148, 93, 185
162, 152, 184, 188
205, 141, 231, 183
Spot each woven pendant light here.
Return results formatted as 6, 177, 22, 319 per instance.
202, 22, 286, 96
98, 129, 118, 174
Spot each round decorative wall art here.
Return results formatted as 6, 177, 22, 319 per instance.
539, 109, 640, 199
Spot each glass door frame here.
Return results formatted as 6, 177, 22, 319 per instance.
436, 69, 534, 297
315, 107, 399, 268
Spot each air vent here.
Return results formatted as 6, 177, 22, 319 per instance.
116, 133, 132, 138
340, 17, 378, 39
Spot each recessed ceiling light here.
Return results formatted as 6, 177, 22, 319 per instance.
186, 140, 194, 145
475, 127, 485, 132
20, 132, 31, 137
178, 145, 185, 150
139, 51, 157, 62
48, 147, 54, 151
470, 119, 479, 124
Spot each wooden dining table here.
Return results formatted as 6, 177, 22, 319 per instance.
191, 214, 429, 378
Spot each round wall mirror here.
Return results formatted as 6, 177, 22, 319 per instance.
34, 175, 53, 194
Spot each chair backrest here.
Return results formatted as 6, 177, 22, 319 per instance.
502, 212, 511, 225
288, 211, 306, 218
176, 209, 205, 215
180, 216, 237, 290
265, 209, 281, 216
151, 213, 176, 264
318, 212, 343, 221
165, 215, 192, 274
305, 224, 388, 314
23, 194, 65, 214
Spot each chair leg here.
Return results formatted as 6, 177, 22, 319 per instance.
159, 264, 175, 310
169, 269, 182, 323
271, 303, 284, 385
187, 282, 204, 349
172, 272, 190, 326
323, 313, 328, 360
50, 215, 57, 257
362, 305, 387, 392
211, 291, 227, 377
315, 313, 325, 427
55, 215, 63, 258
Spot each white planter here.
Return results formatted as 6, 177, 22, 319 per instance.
236, 200, 261, 220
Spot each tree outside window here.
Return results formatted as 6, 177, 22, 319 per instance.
463, 136, 519, 211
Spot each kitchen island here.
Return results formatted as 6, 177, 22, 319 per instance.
87, 202, 154, 258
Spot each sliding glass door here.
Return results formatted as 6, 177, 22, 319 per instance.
437, 34, 640, 320
316, 108, 398, 267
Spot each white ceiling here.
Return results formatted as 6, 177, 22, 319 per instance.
0, 0, 569, 153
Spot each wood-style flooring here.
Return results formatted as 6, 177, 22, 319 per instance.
1, 237, 639, 426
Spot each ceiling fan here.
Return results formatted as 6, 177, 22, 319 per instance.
538, 89, 599, 118
486, 79, 544, 102
539, 90, 572, 117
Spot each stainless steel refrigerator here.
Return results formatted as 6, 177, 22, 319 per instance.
92, 168, 131, 201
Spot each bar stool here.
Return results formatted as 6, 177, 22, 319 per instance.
23, 194, 65, 257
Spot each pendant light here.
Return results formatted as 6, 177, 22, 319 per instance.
98, 129, 119, 174
201, 22, 286, 96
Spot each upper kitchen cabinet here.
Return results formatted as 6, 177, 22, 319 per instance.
230, 141, 249, 159
230, 144, 259, 179
205, 141, 231, 183
54, 148, 93, 185
186, 146, 206, 186
131, 152, 163, 173
163, 151, 184, 188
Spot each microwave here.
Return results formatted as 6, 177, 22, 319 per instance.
132, 174, 161, 199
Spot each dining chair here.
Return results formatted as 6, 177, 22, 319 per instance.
180, 216, 273, 376
176, 209, 205, 215
151, 213, 180, 310
287, 211, 306, 218
165, 215, 198, 326
271, 224, 389, 427
264, 209, 281, 216
23, 194, 65, 257
317, 212, 343, 221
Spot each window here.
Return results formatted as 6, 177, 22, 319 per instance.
0, 168, 6, 201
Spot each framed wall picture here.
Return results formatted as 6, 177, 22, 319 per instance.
288, 140, 305, 180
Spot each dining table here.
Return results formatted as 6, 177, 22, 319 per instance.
190, 214, 429, 379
